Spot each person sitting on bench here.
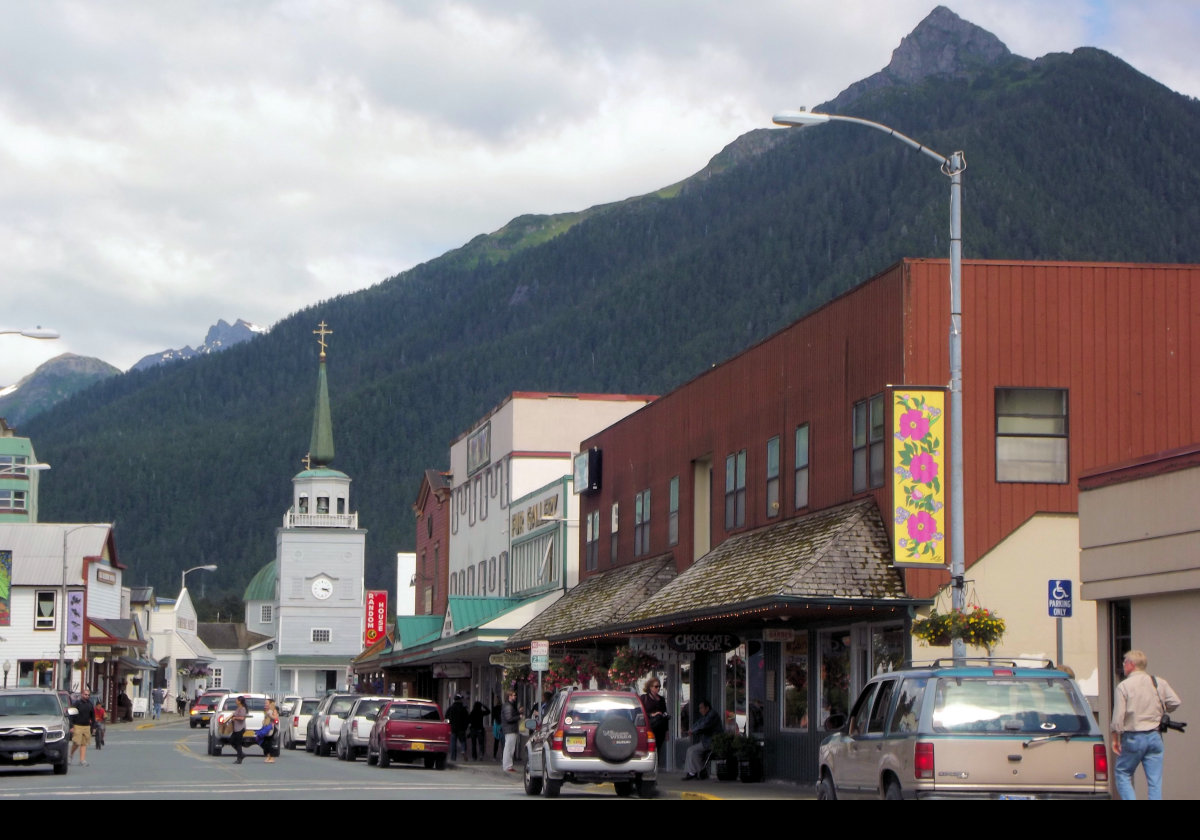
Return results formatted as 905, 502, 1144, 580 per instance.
683, 699, 721, 780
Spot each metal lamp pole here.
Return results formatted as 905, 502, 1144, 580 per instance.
773, 110, 968, 660
181, 564, 218, 595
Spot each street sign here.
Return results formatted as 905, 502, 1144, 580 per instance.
531, 639, 549, 672
1048, 579, 1072, 618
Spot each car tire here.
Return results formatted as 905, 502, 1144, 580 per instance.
345, 742, 356, 762
542, 776, 562, 798
210, 739, 222, 757
53, 759, 68, 776
883, 778, 903, 800
367, 745, 378, 766
637, 779, 657, 799
424, 755, 436, 769
614, 781, 634, 797
817, 773, 837, 801
523, 759, 543, 795
286, 735, 296, 751
317, 740, 329, 757
378, 748, 390, 768
336, 738, 346, 760
434, 753, 447, 771
594, 713, 638, 763
190, 720, 198, 729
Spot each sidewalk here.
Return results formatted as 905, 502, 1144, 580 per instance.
451, 754, 814, 800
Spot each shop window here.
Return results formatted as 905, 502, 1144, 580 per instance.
996, 388, 1068, 483
585, 510, 600, 571
766, 436, 780, 518
19, 661, 54, 688
819, 629, 852, 728
794, 424, 810, 510
634, 489, 651, 556
1110, 599, 1132, 706
724, 450, 746, 530
668, 476, 679, 546
852, 395, 885, 493
312, 628, 332, 643
782, 633, 809, 730
35, 591, 56, 630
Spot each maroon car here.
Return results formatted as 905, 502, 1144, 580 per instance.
188, 689, 230, 729
366, 698, 451, 770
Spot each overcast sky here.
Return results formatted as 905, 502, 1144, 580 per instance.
3, 0, 1198, 385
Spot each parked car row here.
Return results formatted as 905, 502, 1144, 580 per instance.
297, 693, 453, 770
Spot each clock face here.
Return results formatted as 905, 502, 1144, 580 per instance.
311, 577, 334, 600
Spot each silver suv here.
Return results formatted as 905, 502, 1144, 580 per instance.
310, 693, 357, 757
524, 688, 657, 798
0, 688, 72, 775
817, 659, 1110, 800
336, 695, 391, 761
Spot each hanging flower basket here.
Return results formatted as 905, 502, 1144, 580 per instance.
33, 660, 54, 672
186, 665, 212, 678
912, 607, 1006, 649
607, 646, 661, 691
73, 659, 89, 670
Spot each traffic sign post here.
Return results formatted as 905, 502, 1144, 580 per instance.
1047, 580, 1073, 669
531, 640, 549, 711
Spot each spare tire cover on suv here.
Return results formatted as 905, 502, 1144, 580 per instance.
594, 713, 638, 763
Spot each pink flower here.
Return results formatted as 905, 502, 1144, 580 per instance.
910, 452, 938, 484
899, 409, 930, 440
907, 511, 937, 543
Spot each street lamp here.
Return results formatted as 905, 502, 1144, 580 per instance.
3, 660, 10, 689
772, 109, 968, 661
0, 327, 60, 340
181, 564, 218, 594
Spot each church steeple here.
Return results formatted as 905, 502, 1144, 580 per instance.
309, 321, 335, 467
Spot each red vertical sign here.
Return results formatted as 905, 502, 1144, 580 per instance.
365, 590, 387, 647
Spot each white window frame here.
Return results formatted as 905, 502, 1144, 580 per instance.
312, 628, 332, 644
34, 590, 56, 630
260, 604, 273, 624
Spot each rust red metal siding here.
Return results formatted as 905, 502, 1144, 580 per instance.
580, 260, 1200, 600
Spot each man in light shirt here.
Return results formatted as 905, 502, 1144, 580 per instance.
1111, 650, 1181, 800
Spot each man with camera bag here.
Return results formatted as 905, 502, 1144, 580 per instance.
1111, 650, 1182, 800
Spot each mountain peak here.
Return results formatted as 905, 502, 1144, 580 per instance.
825, 6, 1022, 111
887, 6, 1011, 83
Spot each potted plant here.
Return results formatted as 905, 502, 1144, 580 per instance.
912, 606, 1006, 652
710, 731, 739, 781
735, 735, 764, 783
73, 658, 89, 671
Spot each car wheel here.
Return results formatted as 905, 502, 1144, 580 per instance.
367, 744, 378, 766
434, 753, 447, 770
523, 759, 543, 795
817, 773, 837, 801
378, 748, 390, 768
345, 742, 356, 762
190, 720, 198, 729
424, 755, 436, 769
209, 739, 222, 757
336, 738, 346, 760
53, 759, 69, 776
614, 781, 634, 797
286, 735, 296, 751
594, 713, 638, 763
317, 740, 329, 757
883, 778, 903, 800
637, 779, 657, 799
542, 776, 562, 798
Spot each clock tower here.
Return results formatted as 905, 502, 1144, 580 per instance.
273, 322, 367, 696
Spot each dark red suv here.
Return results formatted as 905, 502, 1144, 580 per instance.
188, 689, 230, 729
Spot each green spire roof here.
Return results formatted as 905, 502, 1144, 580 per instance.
309, 321, 335, 467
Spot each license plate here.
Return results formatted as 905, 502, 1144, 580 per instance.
565, 736, 586, 753
13, 752, 29, 761
999, 794, 1033, 800
410, 742, 425, 751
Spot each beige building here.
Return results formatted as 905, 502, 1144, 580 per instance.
1080, 444, 1200, 800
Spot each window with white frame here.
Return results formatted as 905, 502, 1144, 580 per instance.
0, 455, 28, 475
634, 489, 651, 556
725, 450, 746, 529
766, 436, 781, 518
668, 476, 679, 546
586, 510, 600, 571
996, 388, 1068, 483
312, 628, 332, 643
852, 395, 885, 493
34, 591, 56, 630
610, 502, 619, 564
260, 604, 273, 624
211, 667, 223, 688
0, 489, 27, 511
795, 423, 810, 510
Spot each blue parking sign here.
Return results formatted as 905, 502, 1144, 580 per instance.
1048, 579, 1072, 618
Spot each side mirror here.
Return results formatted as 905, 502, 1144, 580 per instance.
67, 707, 79, 716
524, 717, 538, 733
824, 713, 846, 732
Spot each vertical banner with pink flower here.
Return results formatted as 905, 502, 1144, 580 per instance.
891, 388, 948, 568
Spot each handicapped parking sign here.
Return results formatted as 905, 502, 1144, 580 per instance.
1048, 579, 1072, 618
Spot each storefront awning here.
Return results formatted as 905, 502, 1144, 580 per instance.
507, 553, 676, 647
116, 655, 159, 671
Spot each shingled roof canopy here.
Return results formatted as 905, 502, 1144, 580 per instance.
507, 553, 677, 647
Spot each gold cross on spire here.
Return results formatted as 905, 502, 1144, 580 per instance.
302, 453, 312, 470
313, 321, 333, 359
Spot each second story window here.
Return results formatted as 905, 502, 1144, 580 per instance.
611, 502, 620, 564
725, 450, 747, 530
996, 388, 1068, 483
35, 591, 56, 630
766, 436, 781, 518
0, 490, 27, 511
311, 628, 331, 643
668, 476, 680, 546
586, 510, 600, 571
260, 604, 273, 624
852, 395, 885, 493
634, 489, 651, 556
795, 424, 810, 510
